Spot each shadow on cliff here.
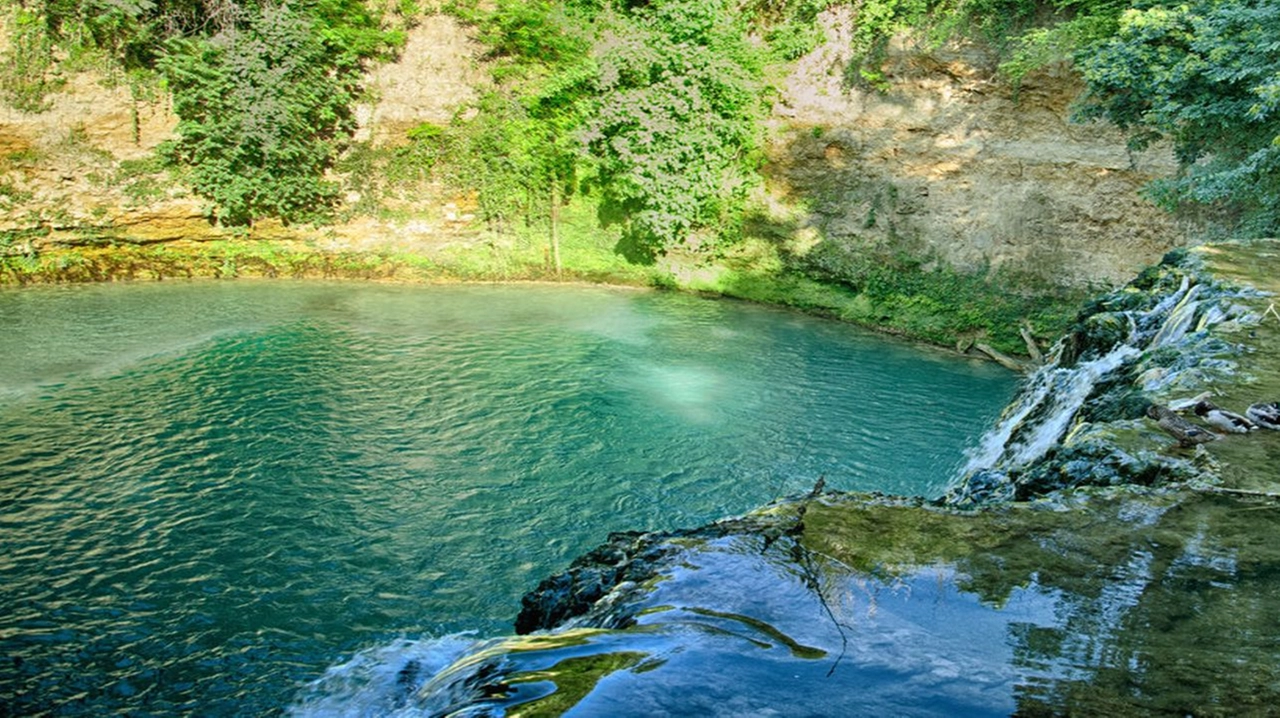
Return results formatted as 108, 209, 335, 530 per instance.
719, 129, 1084, 356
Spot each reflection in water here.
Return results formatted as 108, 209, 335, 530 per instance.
359, 490, 1280, 716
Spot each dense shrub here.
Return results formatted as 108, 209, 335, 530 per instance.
585, 0, 765, 259
1074, 0, 1280, 238
160, 4, 354, 224
0, 0, 399, 224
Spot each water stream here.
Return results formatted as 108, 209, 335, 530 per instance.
958, 273, 1233, 486
0, 281, 1016, 715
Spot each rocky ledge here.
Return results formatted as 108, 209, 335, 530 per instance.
392, 240, 1280, 716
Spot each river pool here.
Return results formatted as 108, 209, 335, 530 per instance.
0, 281, 1016, 714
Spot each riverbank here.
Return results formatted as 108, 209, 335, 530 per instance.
2, 7, 1160, 361
0, 212, 1084, 361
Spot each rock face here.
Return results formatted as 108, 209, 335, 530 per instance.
354, 14, 487, 145
0, 72, 176, 161
1, 9, 1195, 290
766, 7, 1193, 289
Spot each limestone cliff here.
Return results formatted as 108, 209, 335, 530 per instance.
763, 7, 1193, 290
0, 9, 1194, 291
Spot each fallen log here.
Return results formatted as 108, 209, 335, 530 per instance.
1020, 324, 1044, 364
975, 342, 1030, 373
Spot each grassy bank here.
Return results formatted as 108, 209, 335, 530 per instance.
0, 237, 654, 286
1, 215, 1083, 359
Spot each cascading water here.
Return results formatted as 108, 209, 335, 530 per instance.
961, 343, 1141, 474
948, 265, 1255, 504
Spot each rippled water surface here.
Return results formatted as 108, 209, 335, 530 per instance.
0, 281, 1016, 714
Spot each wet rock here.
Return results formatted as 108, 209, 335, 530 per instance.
415, 487, 1280, 717
942, 469, 1013, 506
945, 247, 1269, 505
1076, 355, 1154, 423
1247, 402, 1280, 430
1072, 312, 1132, 362
515, 530, 667, 634
516, 513, 798, 634
1013, 441, 1203, 498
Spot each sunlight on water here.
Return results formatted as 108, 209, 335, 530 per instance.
630, 363, 728, 424
0, 281, 1016, 715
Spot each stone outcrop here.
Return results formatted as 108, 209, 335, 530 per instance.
765, 7, 1194, 289
354, 14, 488, 145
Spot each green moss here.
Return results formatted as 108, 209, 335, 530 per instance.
0, 219, 658, 288
506, 651, 648, 717
679, 240, 1082, 357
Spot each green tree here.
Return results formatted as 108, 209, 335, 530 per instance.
159, 1, 397, 224
585, 0, 765, 260
524, 58, 596, 273
1073, 0, 1280, 236
444, 1, 595, 270
161, 3, 354, 224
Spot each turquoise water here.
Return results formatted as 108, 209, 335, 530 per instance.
0, 281, 1016, 715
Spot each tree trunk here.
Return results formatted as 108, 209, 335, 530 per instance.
550, 185, 562, 277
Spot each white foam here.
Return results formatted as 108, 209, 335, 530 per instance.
287, 634, 480, 718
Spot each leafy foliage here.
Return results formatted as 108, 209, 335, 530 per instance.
472, 0, 586, 66
0, 6, 60, 111
584, 0, 765, 259
160, 4, 355, 224
1074, 0, 1280, 236
154, 1, 398, 224
5, 0, 401, 69
439, 0, 769, 259
1, 0, 400, 224
440, 2, 594, 238
999, 0, 1129, 82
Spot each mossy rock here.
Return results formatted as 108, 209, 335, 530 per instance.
1012, 441, 1205, 499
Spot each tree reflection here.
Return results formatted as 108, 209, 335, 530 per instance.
800, 491, 1280, 716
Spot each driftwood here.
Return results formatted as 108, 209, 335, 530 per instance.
974, 342, 1029, 373
1020, 324, 1044, 364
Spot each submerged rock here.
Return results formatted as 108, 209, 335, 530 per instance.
515, 512, 799, 634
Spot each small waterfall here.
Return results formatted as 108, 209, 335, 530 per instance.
962, 344, 1141, 475
1149, 282, 1202, 349
954, 268, 1229, 495
287, 635, 483, 717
